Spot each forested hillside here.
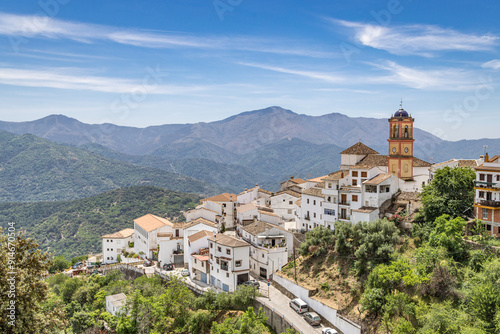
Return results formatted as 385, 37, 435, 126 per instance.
0, 186, 200, 259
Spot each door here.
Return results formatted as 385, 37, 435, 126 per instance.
222, 284, 229, 292
487, 174, 493, 183
200, 272, 207, 283
341, 194, 347, 204
210, 275, 215, 286
260, 267, 267, 278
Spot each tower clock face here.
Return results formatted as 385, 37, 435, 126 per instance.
404, 147, 409, 153
392, 147, 397, 153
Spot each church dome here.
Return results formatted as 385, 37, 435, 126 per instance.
394, 108, 408, 117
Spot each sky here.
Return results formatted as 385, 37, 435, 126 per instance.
0, 0, 499, 141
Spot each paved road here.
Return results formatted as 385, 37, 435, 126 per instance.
255, 280, 324, 334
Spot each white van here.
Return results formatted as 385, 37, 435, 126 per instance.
289, 298, 308, 314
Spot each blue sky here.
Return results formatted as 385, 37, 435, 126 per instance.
0, 0, 499, 140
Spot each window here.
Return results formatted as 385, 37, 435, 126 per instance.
487, 224, 492, 231
218, 246, 222, 252
324, 209, 335, 216
327, 196, 331, 202
289, 201, 293, 205
497, 175, 500, 181
352, 195, 358, 202
313, 200, 316, 205
201, 262, 204, 267
194, 259, 197, 264
216, 258, 220, 264
226, 273, 229, 278
352, 171, 358, 177
210, 254, 213, 260
262, 254, 265, 258
479, 191, 485, 198
328, 183, 332, 188
313, 212, 316, 218
210, 243, 213, 248
307, 199, 310, 204
226, 249, 231, 255
235, 260, 242, 267
480, 174, 485, 181
483, 208, 488, 219
361, 171, 367, 177
352, 179, 357, 186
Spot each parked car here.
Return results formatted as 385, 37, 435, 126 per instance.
242, 280, 259, 287
143, 260, 153, 267
163, 263, 174, 271
181, 269, 190, 276
289, 298, 308, 314
322, 328, 338, 334
304, 312, 321, 326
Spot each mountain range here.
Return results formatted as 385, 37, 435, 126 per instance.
0, 106, 497, 199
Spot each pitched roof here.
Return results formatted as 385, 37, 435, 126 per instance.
351, 155, 389, 169
157, 232, 173, 238
240, 220, 289, 236
202, 193, 237, 202
102, 228, 134, 239
413, 157, 432, 167
352, 206, 378, 213
274, 189, 301, 198
363, 173, 392, 185
307, 175, 329, 183
258, 210, 279, 217
289, 178, 307, 184
183, 217, 216, 230
188, 230, 214, 243
340, 142, 379, 155
458, 159, 480, 168
208, 233, 249, 248
134, 214, 171, 232
237, 203, 257, 213
321, 170, 345, 181
302, 183, 325, 197
258, 188, 274, 195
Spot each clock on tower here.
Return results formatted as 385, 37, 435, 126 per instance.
388, 103, 415, 180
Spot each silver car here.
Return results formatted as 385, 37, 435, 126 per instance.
322, 328, 338, 334
304, 312, 321, 326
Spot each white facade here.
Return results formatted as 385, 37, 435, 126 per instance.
270, 190, 301, 221
186, 229, 215, 275
239, 221, 293, 279
236, 203, 258, 224
185, 206, 220, 224
237, 186, 273, 206
208, 234, 250, 292
106, 293, 126, 316
183, 219, 218, 266
101, 228, 134, 264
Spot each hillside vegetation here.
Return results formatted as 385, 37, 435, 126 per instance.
284, 167, 500, 333
0, 186, 200, 259
0, 130, 221, 202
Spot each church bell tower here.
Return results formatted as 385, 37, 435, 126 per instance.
388, 103, 414, 180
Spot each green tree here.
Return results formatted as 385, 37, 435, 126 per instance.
298, 226, 334, 256
0, 229, 65, 333
210, 307, 270, 334
420, 166, 475, 223
428, 214, 468, 261
48, 255, 71, 273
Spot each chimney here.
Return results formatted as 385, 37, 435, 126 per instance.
485, 153, 490, 163
255, 184, 258, 187
290, 176, 294, 179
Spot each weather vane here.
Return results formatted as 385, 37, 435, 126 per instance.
400, 98, 403, 109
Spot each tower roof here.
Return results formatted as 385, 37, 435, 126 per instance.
394, 108, 409, 117
340, 141, 379, 155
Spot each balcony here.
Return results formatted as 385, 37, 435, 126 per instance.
304, 215, 310, 221
476, 200, 500, 208
339, 201, 350, 206
475, 181, 500, 189
221, 264, 229, 271
339, 216, 350, 221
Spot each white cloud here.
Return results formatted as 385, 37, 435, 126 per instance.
482, 59, 500, 70
0, 67, 209, 94
369, 61, 484, 91
238, 62, 344, 83
331, 19, 498, 56
0, 12, 332, 58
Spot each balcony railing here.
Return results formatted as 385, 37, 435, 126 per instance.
339, 216, 350, 220
475, 181, 500, 189
476, 200, 500, 208
221, 265, 229, 271
304, 215, 310, 221
339, 201, 350, 205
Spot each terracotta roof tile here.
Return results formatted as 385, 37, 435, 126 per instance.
240, 220, 289, 235
202, 193, 237, 202
274, 190, 301, 198
302, 182, 325, 197
363, 173, 392, 185
183, 217, 216, 230
413, 157, 432, 167
352, 206, 378, 213
188, 230, 214, 243
258, 210, 279, 217
102, 228, 134, 239
340, 142, 379, 155
321, 170, 345, 181
208, 233, 249, 248
351, 155, 389, 169
458, 160, 479, 168
134, 214, 171, 232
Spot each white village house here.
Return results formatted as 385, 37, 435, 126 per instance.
101, 228, 134, 264
106, 293, 127, 316
208, 233, 250, 292
239, 220, 294, 279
